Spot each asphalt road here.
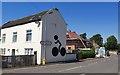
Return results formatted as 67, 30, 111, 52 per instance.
2, 54, 118, 73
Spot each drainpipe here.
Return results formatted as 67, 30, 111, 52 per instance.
42, 15, 47, 65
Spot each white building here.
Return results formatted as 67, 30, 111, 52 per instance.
0, 8, 67, 65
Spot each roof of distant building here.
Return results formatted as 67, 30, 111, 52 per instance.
66, 30, 85, 41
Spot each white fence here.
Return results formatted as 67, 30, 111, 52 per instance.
78, 48, 91, 50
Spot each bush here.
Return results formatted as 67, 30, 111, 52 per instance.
77, 49, 95, 59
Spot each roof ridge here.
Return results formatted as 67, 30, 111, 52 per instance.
2, 9, 51, 29
8, 10, 49, 23
3, 8, 59, 26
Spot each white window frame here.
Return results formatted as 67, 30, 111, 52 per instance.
12, 32, 17, 43
0, 37, 1, 43
26, 30, 32, 42
1, 48, 6, 55
2, 34, 6, 43
25, 48, 33, 55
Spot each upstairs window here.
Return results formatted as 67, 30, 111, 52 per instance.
2, 34, 6, 43
26, 30, 32, 42
12, 32, 17, 43
0, 37, 1, 43
0, 34, 1, 43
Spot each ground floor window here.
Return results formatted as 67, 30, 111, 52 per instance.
25, 48, 33, 55
0, 48, 6, 55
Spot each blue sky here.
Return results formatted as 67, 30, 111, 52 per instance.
1, 2, 118, 43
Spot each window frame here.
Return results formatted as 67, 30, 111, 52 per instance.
2, 34, 6, 43
25, 48, 33, 55
12, 32, 17, 43
26, 30, 32, 42
1, 48, 6, 55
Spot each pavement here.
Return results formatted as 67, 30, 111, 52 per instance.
2, 54, 118, 73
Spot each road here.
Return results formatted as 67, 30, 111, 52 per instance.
2, 54, 118, 73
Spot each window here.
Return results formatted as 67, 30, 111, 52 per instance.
26, 30, 32, 41
0, 34, 1, 43
25, 48, 33, 55
12, 32, 17, 43
2, 34, 6, 43
1, 48, 6, 55
0, 38, 1, 43
68, 47, 71, 49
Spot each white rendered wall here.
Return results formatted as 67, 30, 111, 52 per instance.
0, 21, 42, 64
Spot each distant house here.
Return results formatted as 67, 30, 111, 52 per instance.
66, 30, 92, 53
0, 8, 67, 65
66, 30, 87, 50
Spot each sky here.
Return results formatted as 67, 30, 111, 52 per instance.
1, 2, 118, 43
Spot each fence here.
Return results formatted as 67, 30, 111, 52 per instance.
2, 55, 35, 68
66, 49, 78, 54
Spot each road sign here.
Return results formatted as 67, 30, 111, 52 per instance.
40, 41, 52, 46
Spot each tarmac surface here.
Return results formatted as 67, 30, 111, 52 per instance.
2, 54, 118, 73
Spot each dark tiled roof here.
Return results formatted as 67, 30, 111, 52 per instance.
0, 26, 1, 35
2, 10, 48, 29
2, 8, 59, 29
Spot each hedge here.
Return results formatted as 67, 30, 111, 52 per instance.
77, 49, 95, 59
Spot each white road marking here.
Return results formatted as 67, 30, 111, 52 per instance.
58, 66, 82, 72
4, 55, 117, 73
58, 62, 100, 72
58, 58, 112, 73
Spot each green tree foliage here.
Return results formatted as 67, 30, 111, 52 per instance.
90, 34, 103, 47
105, 35, 118, 50
80, 33, 87, 39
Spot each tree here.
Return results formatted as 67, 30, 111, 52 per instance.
105, 35, 118, 50
90, 34, 103, 47
80, 33, 87, 39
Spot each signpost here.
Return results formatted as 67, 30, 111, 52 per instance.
40, 41, 52, 65
40, 41, 52, 46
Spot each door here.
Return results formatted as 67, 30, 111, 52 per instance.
12, 49, 15, 56
34, 51, 37, 65
12, 49, 15, 67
